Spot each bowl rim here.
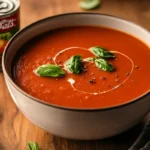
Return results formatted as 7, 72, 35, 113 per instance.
2, 12, 150, 112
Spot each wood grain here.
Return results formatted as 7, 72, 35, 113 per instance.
0, 0, 150, 149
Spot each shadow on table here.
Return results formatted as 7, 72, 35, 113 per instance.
52, 118, 147, 150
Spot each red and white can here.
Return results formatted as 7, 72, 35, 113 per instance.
0, 0, 20, 71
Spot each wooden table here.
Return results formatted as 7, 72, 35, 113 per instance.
0, 0, 150, 149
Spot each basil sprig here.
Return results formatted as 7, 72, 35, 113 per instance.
35, 64, 65, 77
28, 142, 39, 150
90, 46, 115, 58
95, 58, 115, 72
64, 55, 82, 74
79, 0, 101, 10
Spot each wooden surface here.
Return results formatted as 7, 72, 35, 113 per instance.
0, 0, 150, 149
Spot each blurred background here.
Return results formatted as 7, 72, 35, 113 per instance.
21, 0, 150, 30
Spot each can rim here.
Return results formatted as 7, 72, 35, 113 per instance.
0, 0, 20, 17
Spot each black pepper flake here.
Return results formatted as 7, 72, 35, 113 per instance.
101, 77, 106, 80
88, 79, 96, 84
116, 74, 119, 78
125, 72, 130, 76
84, 65, 88, 68
107, 84, 111, 87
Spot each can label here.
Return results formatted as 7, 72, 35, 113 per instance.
0, 0, 20, 71
0, 13, 19, 31
0, 53, 2, 70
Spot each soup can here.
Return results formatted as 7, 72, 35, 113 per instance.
0, 0, 20, 71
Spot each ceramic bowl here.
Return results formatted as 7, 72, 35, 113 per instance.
2, 13, 150, 140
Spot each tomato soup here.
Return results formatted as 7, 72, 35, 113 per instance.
13, 26, 150, 108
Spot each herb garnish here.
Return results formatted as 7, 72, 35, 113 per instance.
34, 46, 116, 78
89, 46, 115, 58
64, 55, 82, 74
79, 0, 101, 10
34, 64, 65, 77
28, 142, 39, 150
95, 58, 115, 72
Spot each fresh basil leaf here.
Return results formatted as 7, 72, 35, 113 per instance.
90, 46, 115, 58
64, 55, 82, 74
32, 143, 39, 150
95, 58, 115, 72
79, 0, 101, 10
28, 142, 39, 150
35, 64, 65, 77
28, 142, 33, 150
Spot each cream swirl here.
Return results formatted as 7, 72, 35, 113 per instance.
54, 47, 134, 95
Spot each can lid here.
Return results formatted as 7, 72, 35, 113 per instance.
0, 0, 19, 16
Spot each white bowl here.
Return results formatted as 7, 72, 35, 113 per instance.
2, 13, 150, 140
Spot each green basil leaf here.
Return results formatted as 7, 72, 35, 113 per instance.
90, 46, 115, 58
28, 142, 39, 150
79, 0, 101, 10
35, 64, 65, 77
28, 142, 33, 150
64, 55, 82, 74
32, 143, 39, 150
95, 58, 115, 72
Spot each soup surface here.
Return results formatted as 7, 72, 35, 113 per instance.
13, 26, 150, 108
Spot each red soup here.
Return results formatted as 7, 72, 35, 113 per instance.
13, 26, 150, 108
